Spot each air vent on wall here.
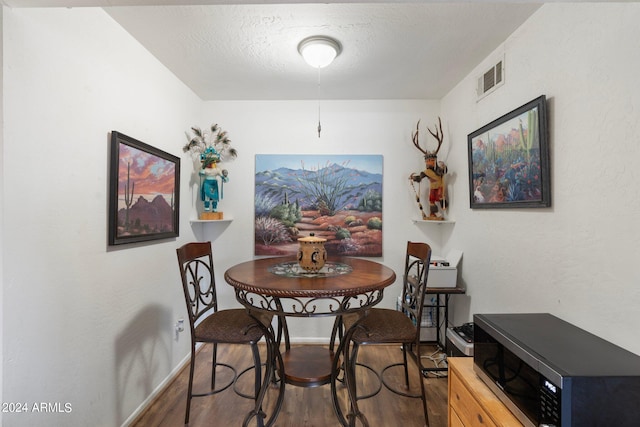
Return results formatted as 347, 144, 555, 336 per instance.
477, 57, 504, 101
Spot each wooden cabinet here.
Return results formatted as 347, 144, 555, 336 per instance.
448, 358, 523, 427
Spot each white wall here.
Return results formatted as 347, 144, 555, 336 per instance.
0, 6, 4, 425
3, 8, 202, 426
441, 3, 640, 355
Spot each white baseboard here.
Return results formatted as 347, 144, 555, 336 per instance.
120, 350, 193, 427
288, 336, 332, 345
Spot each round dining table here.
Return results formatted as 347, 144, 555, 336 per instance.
224, 255, 396, 427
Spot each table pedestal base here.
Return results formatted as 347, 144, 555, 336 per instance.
283, 346, 334, 387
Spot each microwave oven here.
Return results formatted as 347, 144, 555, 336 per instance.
473, 313, 640, 427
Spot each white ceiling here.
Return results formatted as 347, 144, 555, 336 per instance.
4, 1, 543, 100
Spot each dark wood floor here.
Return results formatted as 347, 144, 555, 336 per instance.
131, 343, 449, 427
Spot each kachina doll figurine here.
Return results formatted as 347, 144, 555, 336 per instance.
183, 124, 237, 219
409, 117, 448, 220
199, 147, 228, 213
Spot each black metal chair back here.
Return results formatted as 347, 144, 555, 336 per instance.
177, 241, 218, 334
399, 241, 432, 341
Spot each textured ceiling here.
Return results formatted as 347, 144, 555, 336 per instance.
5, 1, 542, 100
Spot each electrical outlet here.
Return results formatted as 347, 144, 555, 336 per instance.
175, 318, 184, 333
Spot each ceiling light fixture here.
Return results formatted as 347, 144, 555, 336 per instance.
298, 36, 342, 69
298, 36, 342, 138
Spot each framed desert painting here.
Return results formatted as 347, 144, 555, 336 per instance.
255, 154, 383, 257
468, 95, 550, 209
108, 131, 180, 245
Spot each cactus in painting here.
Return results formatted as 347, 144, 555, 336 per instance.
518, 109, 538, 163
123, 161, 135, 230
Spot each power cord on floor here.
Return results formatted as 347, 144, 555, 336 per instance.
421, 348, 448, 378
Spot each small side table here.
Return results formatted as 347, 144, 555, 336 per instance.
421, 286, 465, 374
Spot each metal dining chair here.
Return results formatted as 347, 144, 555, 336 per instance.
176, 241, 273, 425
337, 241, 433, 426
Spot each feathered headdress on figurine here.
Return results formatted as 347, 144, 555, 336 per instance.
183, 124, 238, 169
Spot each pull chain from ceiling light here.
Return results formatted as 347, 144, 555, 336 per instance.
317, 67, 322, 138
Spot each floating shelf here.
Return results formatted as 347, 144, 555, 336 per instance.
412, 219, 455, 225
190, 218, 233, 224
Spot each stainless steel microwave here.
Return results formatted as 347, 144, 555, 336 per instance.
473, 313, 640, 427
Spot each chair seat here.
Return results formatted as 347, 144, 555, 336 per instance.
344, 309, 417, 345
195, 309, 272, 343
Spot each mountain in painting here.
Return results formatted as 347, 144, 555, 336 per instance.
117, 195, 174, 234
255, 164, 382, 210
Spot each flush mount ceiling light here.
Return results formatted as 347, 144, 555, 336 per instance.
297, 36, 342, 68
298, 35, 342, 138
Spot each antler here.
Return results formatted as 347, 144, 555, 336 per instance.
411, 120, 427, 155
427, 117, 444, 155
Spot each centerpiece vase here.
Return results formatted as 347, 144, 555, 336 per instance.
297, 233, 327, 272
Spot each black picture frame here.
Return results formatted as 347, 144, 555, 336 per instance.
108, 131, 180, 245
467, 95, 550, 209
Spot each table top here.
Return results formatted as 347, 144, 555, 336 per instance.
224, 256, 396, 298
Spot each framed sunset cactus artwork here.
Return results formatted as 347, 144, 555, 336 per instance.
254, 154, 383, 257
108, 131, 180, 245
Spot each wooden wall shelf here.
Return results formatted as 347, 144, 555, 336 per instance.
189, 218, 233, 224
412, 219, 455, 225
